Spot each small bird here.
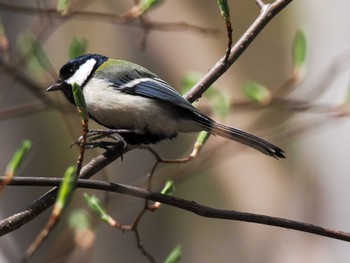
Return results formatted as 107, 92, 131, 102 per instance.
47, 54, 284, 159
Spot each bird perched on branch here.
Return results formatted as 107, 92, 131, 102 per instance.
47, 54, 284, 159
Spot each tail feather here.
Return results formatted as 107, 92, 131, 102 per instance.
210, 122, 285, 159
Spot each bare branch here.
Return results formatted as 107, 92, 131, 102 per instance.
0, 3, 216, 34
2, 176, 350, 243
255, 0, 267, 10
184, 0, 293, 103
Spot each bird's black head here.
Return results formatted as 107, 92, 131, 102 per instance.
47, 54, 108, 105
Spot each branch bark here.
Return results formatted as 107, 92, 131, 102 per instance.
2, 176, 350, 243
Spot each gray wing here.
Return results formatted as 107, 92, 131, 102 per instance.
108, 68, 213, 128
110, 71, 199, 113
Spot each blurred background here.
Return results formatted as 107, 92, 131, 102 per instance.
1, 0, 350, 262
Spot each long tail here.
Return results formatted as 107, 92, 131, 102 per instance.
210, 122, 285, 159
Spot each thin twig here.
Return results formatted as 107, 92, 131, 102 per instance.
134, 228, 156, 263
254, 0, 267, 9
0, 3, 216, 34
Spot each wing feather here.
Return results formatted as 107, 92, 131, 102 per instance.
110, 72, 200, 113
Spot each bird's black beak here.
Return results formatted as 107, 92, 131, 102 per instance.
47, 81, 65, 92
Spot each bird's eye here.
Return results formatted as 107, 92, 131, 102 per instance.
59, 63, 76, 80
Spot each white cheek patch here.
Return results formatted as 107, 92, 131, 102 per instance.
67, 58, 97, 86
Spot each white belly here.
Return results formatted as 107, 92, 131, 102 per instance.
83, 78, 200, 136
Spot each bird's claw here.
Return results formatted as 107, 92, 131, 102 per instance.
71, 129, 128, 150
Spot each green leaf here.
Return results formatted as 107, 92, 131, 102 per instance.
164, 245, 182, 263
56, 166, 77, 209
69, 209, 91, 231
292, 30, 307, 71
57, 0, 70, 15
72, 83, 89, 121
217, 0, 230, 20
69, 37, 88, 59
243, 81, 271, 105
195, 131, 210, 146
6, 140, 31, 175
84, 193, 114, 224
84, 193, 106, 217
160, 180, 175, 195
139, 0, 162, 12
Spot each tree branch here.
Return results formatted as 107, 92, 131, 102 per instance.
184, 0, 293, 103
0, 3, 216, 34
2, 176, 350, 243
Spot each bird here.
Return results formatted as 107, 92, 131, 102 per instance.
47, 54, 285, 159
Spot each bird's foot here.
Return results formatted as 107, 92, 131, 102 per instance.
71, 129, 129, 150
